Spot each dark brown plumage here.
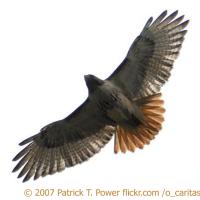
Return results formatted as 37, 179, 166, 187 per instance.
13, 10, 189, 182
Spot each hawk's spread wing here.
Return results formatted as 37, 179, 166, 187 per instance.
108, 10, 189, 99
13, 99, 115, 182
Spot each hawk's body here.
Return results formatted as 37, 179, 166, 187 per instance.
13, 10, 189, 182
88, 78, 141, 128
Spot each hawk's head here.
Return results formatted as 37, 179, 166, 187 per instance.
84, 74, 104, 93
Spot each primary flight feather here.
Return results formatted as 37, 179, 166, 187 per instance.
13, 10, 189, 182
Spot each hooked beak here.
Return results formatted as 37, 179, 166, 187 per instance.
84, 75, 90, 81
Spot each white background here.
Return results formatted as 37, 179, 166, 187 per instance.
0, 0, 199, 199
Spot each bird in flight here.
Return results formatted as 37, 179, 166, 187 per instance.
13, 10, 189, 182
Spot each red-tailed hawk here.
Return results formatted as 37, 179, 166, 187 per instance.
13, 10, 189, 182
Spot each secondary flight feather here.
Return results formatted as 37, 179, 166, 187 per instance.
13, 10, 189, 182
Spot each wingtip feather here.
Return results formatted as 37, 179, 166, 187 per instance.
19, 135, 36, 146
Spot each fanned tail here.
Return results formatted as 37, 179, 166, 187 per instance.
114, 93, 165, 153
